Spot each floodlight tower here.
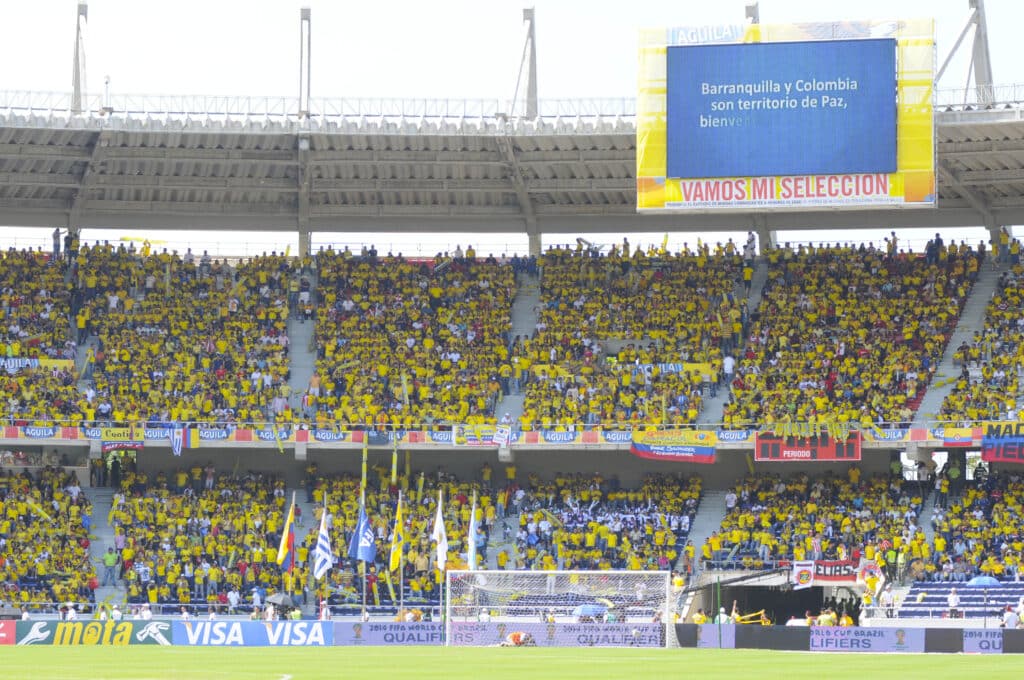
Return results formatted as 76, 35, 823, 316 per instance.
297, 8, 313, 257
71, 2, 88, 115
299, 7, 312, 118
512, 8, 538, 120
744, 2, 776, 252
937, 0, 995, 106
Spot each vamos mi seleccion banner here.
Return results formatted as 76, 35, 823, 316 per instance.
637, 20, 935, 211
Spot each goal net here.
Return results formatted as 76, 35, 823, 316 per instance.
444, 570, 673, 648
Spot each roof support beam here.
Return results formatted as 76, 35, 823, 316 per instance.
937, 159, 996, 229
297, 133, 311, 257
495, 131, 540, 255
68, 128, 110, 235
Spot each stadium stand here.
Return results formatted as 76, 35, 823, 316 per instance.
79, 244, 297, 426
941, 265, 1024, 422
515, 473, 701, 573
725, 242, 979, 430
108, 465, 301, 614
897, 582, 1024, 619
704, 469, 928, 575
923, 473, 1023, 583
310, 249, 514, 429
0, 465, 97, 613
519, 242, 745, 430
1, 248, 79, 426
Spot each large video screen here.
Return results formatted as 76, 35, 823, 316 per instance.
637, 20, 935, 211
666, 39, 896, 179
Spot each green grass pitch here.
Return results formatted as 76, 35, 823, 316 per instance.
2, 647, 1019, 680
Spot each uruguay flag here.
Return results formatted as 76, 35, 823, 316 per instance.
171, 425, 199, 457
348, 502, 377, 564
276, 494, 297, 572
313, 494, 333, 580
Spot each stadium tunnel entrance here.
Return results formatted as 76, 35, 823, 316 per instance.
699, 583, 861, 626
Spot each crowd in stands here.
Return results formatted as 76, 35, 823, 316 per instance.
107, 463, 304, 613
75, 243, 302, 426
518, 238, 748, 431
0, 466, 96, 612
309, 246, 514, 430
1, 248, 80, 426
925, 470, 1023, 582
704, 467, 928, 577
511, 472, 700, 574
725, 240, 978, 430
941, 265, 1024, 423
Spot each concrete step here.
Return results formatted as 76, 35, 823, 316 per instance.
681, 490, 729, 577
914, 263, 1007, 422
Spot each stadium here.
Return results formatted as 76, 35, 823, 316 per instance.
2, 0, 1024, 676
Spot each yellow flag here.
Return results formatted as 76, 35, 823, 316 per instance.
389, 493, 407, 572
391, 440, 398, 486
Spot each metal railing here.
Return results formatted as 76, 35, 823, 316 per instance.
5, 87, 1024, 127
935, 83, 1024, 110
0, 413, 999, 430
0, 90, 637, 129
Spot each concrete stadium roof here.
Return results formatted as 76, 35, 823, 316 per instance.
2, 88, 1024, 238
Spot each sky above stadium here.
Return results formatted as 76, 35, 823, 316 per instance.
1, 0, 1017, 99
0, 0, 1020, 254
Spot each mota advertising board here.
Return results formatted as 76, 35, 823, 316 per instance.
636, 19, 935, 211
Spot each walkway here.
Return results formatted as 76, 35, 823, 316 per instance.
913, 263, 1005, 423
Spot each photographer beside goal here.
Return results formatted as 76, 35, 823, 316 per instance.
500, 631, 537, 647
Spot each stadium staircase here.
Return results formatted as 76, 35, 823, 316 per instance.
912, 262, 1005, 423
744, 256, 770, 314
484, 515, 520, 569
679, 490, 729, 578
87, 486, 127, 607
287, 317, 317, 410
698, 257, 769, 425
495, 272, 541, 422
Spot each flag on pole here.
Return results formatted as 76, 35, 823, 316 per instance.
171, 424, 199, 457
276, 493, 297, 573
312, 493, 333, 580
389, 492, 407, 572
390, 440, 398, 486
361, 441, 368, 493
431, 489, 448, 572
348, 501, 377, 564
467, 490, 478, 571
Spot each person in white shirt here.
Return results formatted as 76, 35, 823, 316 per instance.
947, 587, 960, 618
111, 605, 123, 621
1002, 606, 1020, 629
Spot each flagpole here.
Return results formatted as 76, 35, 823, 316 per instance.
398, 491, 405, 616
289, 492, 296, 580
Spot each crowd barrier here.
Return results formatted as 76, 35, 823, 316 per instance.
3, 422, 1024, 463
674, 624, 1024, 653
5, 620, 1022, 651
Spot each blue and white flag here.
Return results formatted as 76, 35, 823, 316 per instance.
348, 502, 377, 564
312, 494, 333, 580
171, 426, 183, 457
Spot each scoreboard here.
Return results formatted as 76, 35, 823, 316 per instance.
636, 19, 935, 211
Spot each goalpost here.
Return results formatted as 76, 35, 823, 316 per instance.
444, 570, 675, 648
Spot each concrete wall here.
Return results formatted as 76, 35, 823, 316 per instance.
126, 446, 894, 489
